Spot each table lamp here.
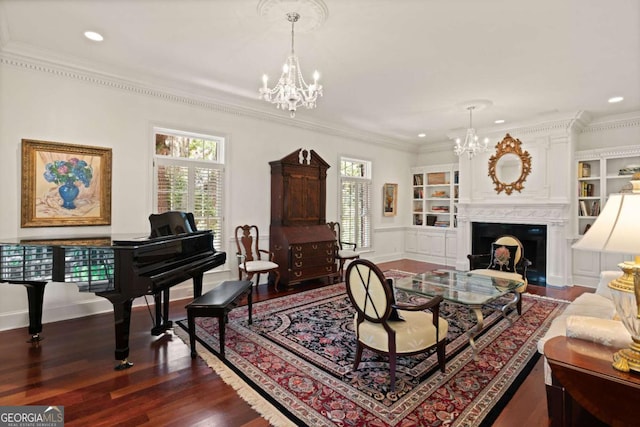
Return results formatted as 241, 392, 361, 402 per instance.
572, 173, 640, 372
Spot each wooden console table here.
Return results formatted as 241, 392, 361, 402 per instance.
544, 336, 640, 427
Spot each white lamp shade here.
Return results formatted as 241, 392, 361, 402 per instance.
572, 193, 640, 254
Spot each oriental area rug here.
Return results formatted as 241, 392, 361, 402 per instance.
175, 271, 567, 427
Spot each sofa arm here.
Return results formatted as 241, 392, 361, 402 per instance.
566, 315, 632, 349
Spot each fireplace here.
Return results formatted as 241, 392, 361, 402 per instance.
471, 222, 547, 285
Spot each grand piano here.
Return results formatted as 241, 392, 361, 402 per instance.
0, 212, 226, 370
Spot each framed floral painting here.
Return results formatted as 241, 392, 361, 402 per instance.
21, 139, 112, 227
383, 183, 398, 216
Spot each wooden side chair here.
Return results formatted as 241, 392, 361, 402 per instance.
327, 221, 359, 282
467, 235, 531, 314
345, 259, 448, 391
234, 225, 280, 290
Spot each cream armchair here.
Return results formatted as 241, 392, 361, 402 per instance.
467, 235, 531, 314
345, 259, 448, 392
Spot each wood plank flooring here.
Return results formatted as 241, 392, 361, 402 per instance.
0, 260, 591, 426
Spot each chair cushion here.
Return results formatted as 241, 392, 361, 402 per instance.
337, 249, 359, 259
355, 310, 448, 353
487, 243, 518, 273
241, 260, 278, 273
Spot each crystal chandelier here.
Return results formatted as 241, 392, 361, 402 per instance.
454, 106, 490, 158
259, 12, 322, 118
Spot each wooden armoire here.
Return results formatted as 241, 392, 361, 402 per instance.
269, 149, 338, 286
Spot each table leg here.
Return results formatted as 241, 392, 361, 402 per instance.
468, 305, 484, 360
501, 291, 521, 323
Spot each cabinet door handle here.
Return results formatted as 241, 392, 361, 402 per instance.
294, 271, 303, 278
294, 245, 302, 251
326, 258, 333, 263
274, 245, 282, 251
295, 253, 302, 259
325, 266, 333, 272
312, 244, 318, 249
295, 261, 302, 268
326, 250, 333, 255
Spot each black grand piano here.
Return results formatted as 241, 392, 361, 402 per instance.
0, 212, 226, 370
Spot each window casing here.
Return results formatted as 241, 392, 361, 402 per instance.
153, 128, 224, 250
339, 157, 371, 249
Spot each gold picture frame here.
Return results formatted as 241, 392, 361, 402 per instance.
383, 183, 398, 216
21, 139, 112, 227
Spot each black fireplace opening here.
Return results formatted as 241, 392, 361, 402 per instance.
471, 222, 547, 286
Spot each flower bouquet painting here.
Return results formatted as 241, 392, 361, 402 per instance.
44, 158, 93, 209
21, 139, 112, 227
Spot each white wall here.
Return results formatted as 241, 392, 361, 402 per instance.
0, 59, 413, 331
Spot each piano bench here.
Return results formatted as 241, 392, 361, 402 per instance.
185, 280, 253, 360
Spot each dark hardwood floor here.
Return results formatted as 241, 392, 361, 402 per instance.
0, 260, 591, 426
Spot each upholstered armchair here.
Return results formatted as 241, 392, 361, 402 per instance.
467, 235, 531, 314
345, 259, 448, 391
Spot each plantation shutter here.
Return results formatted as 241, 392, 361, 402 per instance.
340, 179, 371, 249
156, 163, 189, 212
193, 167, 223, 250
155, 160, 224, 250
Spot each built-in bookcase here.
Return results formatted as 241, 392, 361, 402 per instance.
411, 164, 458, 229
576, 147, 640, 236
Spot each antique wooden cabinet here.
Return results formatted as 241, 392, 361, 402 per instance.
269, 149, 338, 286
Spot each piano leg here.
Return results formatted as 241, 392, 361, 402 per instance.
23, 281, 47, 343
111, 298, 134, 370
193, 273, 204, 298
151, 290, 173, 336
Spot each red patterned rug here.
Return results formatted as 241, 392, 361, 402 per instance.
175, 271, 567, 426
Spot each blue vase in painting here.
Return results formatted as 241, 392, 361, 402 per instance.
58, 180, 80, 209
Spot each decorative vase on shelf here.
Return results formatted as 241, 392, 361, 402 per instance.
58, 180, 80, 209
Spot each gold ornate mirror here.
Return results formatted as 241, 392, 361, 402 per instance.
488, 134, 532, 195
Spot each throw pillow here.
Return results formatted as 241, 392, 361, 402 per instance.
487, 243, 518, 273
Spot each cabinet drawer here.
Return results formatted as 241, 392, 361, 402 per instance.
291, 255, 335, 269
290, 264, 337, 281
291, 242, 335, 258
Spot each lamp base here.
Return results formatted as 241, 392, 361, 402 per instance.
609, 260, 640, 372
613, 342, 640, 373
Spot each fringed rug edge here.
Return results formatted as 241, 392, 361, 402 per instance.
173, 327, 296, 427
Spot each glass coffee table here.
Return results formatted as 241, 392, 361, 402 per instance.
394, 270, 525, 359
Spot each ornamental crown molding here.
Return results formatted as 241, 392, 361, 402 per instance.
0, 51, 417, 154
580, 111, 640, 134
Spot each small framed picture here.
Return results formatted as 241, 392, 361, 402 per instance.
383, 183, 398, 216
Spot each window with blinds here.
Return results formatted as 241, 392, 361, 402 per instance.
340, 157, 372, 249
153, 128, 224, 250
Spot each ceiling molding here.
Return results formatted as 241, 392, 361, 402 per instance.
0, 50, 418, 154
580, 112, 640, 134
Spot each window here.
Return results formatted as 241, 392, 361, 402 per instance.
340, 157, 371, 249
153, 128, 224, 250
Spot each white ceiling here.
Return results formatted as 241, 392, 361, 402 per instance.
1, 0, 638, 149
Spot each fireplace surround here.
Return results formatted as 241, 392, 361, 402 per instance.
456, 202, 570, 287
471, 222, 547, 285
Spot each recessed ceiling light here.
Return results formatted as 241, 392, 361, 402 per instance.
84, 31, 104, 42
608, 96, 624, 103
494, 119, 505, 124
418, 133, 426, 138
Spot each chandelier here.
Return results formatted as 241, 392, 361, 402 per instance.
454, 106, 490, 158
259, 12, 322, 118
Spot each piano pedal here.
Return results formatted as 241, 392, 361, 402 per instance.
27, 333, 43, 344
114, 359, 134, 371
151, 320, 173, 336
